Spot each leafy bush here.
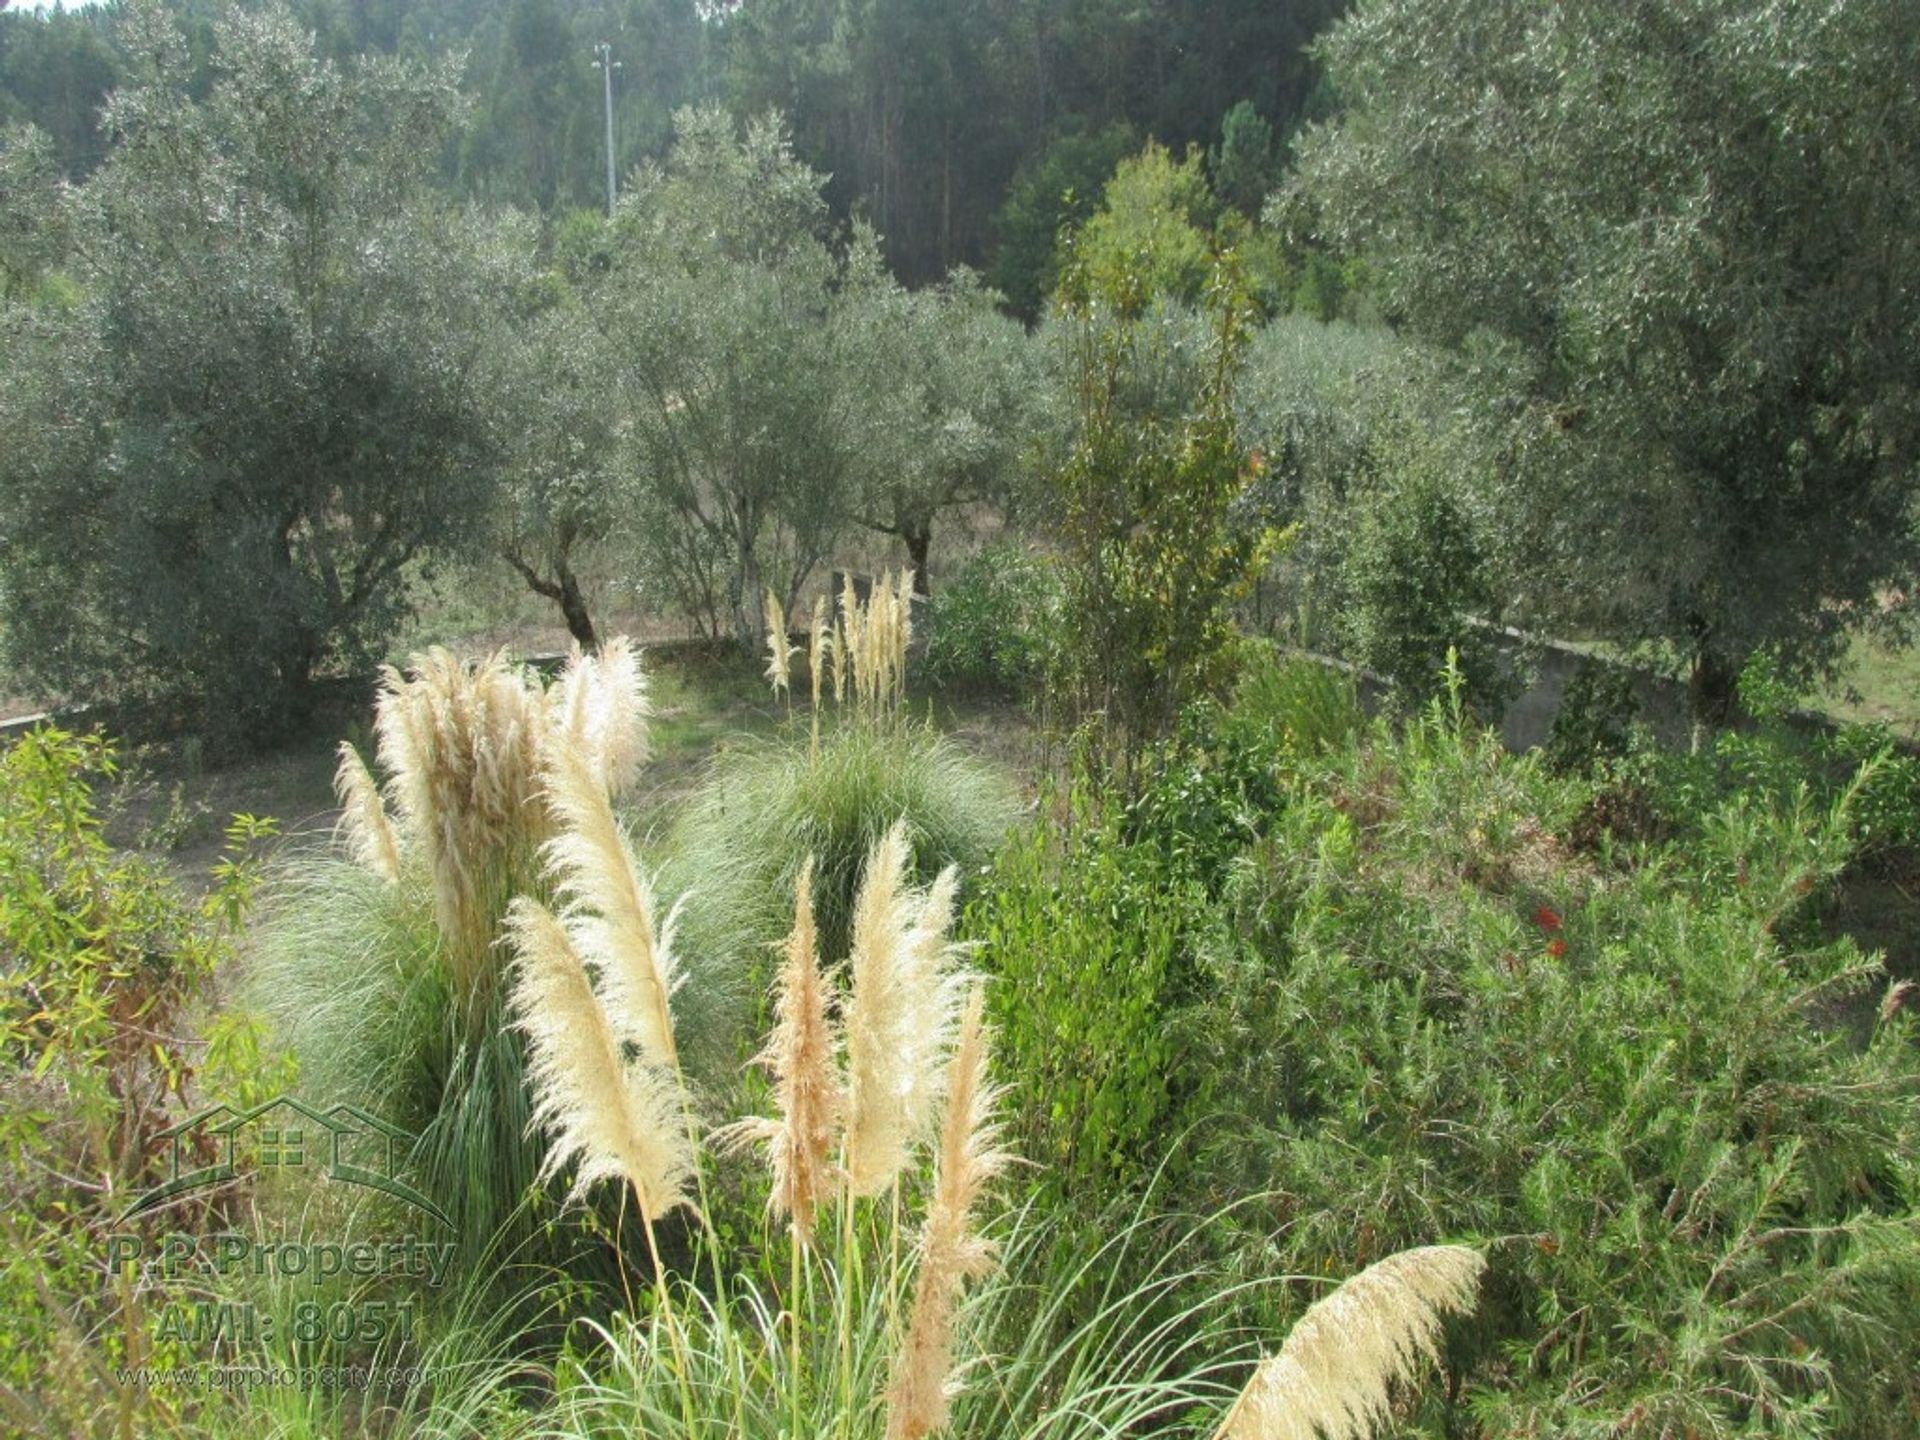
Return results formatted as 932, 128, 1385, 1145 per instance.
977, 670, 1920, 1435
966, 696, 1298, 1207
921, 544, 1063, 697
1613, 654, 1920, 866
1542, 657, 1641, 774
1340, 460, 1506, 711
0, 729, 275, 1434
967, 781, 1212, 1205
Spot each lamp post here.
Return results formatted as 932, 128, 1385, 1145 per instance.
592, 42, 621, 217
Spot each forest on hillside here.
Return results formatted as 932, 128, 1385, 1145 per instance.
1, 0, 1340, 296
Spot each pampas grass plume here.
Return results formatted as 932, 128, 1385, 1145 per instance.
885, 985, 1010, 1440
1213, 1244, 1485, 1440
844, 820, 963, 1197
724, 857, 842, 1248
765, 590, 795, 698
549, 635, 650, 797
808, 596, 828, 709
505, 897, 693, 1221
371, 647, 551, 984
333, 741, 402, 884
540, 737, 682, 1070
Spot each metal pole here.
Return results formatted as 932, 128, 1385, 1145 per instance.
593, 42, 621, 217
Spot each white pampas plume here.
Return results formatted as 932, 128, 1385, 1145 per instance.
720, 858, 842, 1249
895, 862, 964, 1150
549, 635, 650, 798
333, 741, 402, 883
1213, 1245, 1485, 1440
844, 821, 964, 1196
371, 648, 551, 987
540, 737, 682, 1070
808, 596, 828, 708
765, 590, 796, 699
884, 985, 1010, 1440
505, 897, 694, 1221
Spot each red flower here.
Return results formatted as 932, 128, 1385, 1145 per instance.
1533, 905, 1563, 931
1545, 938, 1568, 959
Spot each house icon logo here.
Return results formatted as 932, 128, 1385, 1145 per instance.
125, 1095, 450, 1226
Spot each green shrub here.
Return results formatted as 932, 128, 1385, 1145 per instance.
1215, 700, 1920, 1432
921, 543, 1063, 697
1613, 652, 1920, 865
1049, 243, 1281, 764
1340, 460, 1507, 712
0, 729, 276, 1435
967, 779, 1212, 1206
966, 699, 1295, 1207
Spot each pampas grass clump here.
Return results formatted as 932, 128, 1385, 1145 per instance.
258, 638, 668, 1290
662, 723, 1017, 1003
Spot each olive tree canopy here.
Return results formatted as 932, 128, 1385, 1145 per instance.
0, 2, 520, 740
1284, 0, 1920, 719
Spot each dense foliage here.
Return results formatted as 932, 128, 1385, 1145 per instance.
1286, 0, 1920, 719
0, 4, 521, 739
971, 658, 1920, 1436
0, 730, 275, 1435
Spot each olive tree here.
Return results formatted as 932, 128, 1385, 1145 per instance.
486, 295, 621, 650
0, 3, 522, 739
1284, 0, 1920, 721
840, 268, 1044, 595
589, 107, 861, 647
